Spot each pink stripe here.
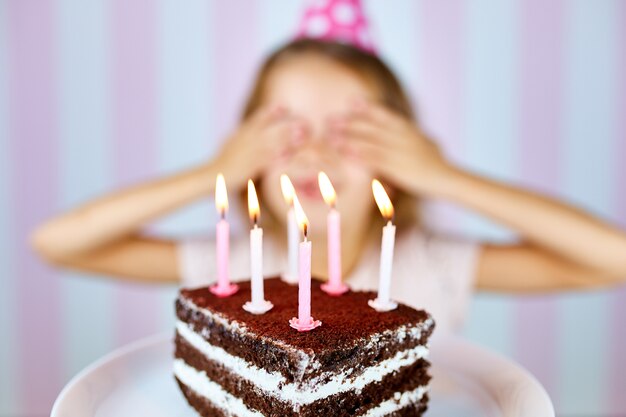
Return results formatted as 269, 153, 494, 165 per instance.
514, 298, 558, 395
518, 0, 564, 192
110, 0, 161, 346
213, 1, 261, 143
610, 2, 626, 412
514, 0, 564, 400
414, 2, 466, 229
7, 0, 63, 413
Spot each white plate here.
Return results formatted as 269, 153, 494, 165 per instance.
51, 332, 554, 417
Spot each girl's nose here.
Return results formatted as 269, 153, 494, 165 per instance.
307, 119, 342, 145
289, 118, 342, 159
292, 134, 342, 169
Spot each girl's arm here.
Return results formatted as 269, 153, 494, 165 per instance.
32, 105, 300, 283
333, 100, 626, 291
437, 168, 626, 291
32, 164, 216, 284
32, 163, 216, 261
46, 236, 180, 284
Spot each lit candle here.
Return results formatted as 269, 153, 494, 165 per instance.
318, 172, 348, 296
243, 180, 273, 314
280, 174, 299, 284
368, 179, 398, 312
209, 173, 239, 297
289, 196, 322, 332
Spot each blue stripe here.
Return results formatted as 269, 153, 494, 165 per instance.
464, 0, 520, 201
155, 0, 216, 327
460, 0, 519, 356
155, 0, 213, 236
57, 0, 114, 381
366, 0, 418, 98
259, 0, 302, 53
0, 0, 16, 412
558, 292, 611, 412
557, 0, 620, 413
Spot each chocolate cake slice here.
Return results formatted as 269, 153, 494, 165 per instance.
174, 277, 435, 417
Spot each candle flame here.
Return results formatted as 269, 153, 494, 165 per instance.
372, 179, 394, 220
280, 174, 295, 206
215, 173, 228, 216
247, 179, 260, 223
292, 195, 309, 237
318, 171, 336, 207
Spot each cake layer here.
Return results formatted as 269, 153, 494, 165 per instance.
174, 332, 430, 416
174, 359, 430, 417
175, 320, 429, 404
177, 277, 434, 384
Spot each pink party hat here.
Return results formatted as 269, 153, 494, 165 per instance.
296, 0, 376, 54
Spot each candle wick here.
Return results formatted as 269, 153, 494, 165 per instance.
303, 223, 308, 239
220, 209, 225, 220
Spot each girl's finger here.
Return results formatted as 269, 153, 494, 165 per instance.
350, 98, 398, 127
333, 119, 381, 144
288, 119, 308, 146
340, 136, 390, 165
336, 118, 410, 153
260, 120, 302, 159
249, 104, 288, 128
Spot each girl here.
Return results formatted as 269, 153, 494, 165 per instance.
32, 37, 626, 334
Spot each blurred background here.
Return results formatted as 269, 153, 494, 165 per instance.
1, 0, 625, 415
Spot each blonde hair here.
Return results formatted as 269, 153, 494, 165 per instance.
239, 38, 418, 231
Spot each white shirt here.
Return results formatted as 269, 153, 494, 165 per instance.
177, 228, 481, 334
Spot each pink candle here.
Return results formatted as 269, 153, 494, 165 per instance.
210, 174, 239, 297
216, 218, 230, 287
298, 238, 313, 321
319, 172, 348, 296
289, 196, 322, 332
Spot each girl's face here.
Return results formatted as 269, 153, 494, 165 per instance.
260, 53, 377, 237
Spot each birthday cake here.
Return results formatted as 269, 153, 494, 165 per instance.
174, 277, 435, 416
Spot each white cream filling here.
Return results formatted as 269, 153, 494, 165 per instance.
176, 320, 429, 406
174, 359, 263, 417
175, 359, 428, 417
362, 385, 429, 417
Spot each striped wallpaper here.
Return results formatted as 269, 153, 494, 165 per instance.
1, 0, 625, 415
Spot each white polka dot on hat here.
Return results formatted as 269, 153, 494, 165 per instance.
295, 0, 376, 54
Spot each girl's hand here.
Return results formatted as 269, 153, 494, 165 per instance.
328, 100, 454, 197
211, 105, 303, 189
